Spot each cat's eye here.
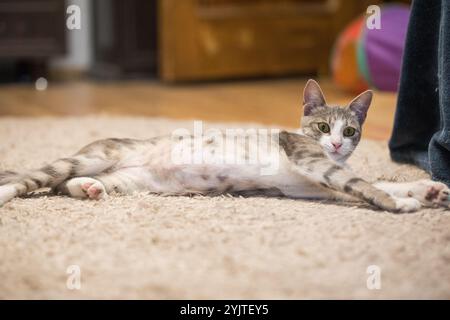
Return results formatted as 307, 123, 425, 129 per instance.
343, 127, 356, 137
317, 122, 330, 133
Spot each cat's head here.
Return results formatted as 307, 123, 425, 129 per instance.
300, 79, 372, 163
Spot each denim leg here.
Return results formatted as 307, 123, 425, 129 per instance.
389, 0, 441, 172
428, 0, 450, 185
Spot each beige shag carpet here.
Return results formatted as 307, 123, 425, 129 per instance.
0, 116, 450, 299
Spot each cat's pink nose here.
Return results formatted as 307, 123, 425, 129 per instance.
332, 142, 342, 150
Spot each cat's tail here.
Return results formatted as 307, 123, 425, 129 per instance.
0, 170, 20, 186
0, 138, 145, 206
0, 155, 114, 206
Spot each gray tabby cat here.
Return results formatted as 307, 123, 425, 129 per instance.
0, 79, 449, 212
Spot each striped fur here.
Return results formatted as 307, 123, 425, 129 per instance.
0, 138, 146, 205
1, 79, 446, 213
279, 131, 398, 212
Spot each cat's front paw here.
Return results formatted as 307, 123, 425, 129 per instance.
67, 177, 107, 200
407, 180, 450, 208
394, 197, 422, 213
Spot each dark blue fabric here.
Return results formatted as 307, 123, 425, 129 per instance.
389, 0, 450, 185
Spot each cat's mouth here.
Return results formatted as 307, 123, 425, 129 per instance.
327, 149, 347, 160
323, 144, 346, 158
329, 149, 341, 155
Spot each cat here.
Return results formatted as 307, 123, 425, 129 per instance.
0, 79, 449, 213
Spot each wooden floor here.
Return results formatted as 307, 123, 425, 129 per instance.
0, 78, 397, 140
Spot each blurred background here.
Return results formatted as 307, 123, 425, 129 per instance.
0, 0, 411, 140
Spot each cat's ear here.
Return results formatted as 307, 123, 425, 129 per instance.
348, 90, 373, 125
303, 79, 326, 116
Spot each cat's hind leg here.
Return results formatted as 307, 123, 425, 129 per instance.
374, 180, 450, 208
0, 155, 113, 206
57, 177, 107, 200
56, 167, 152, 201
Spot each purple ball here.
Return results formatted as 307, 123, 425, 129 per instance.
361, 5, 410, 92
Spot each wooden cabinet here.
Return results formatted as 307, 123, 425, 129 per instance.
92, 0, 157, 78
159, 0, 374, 81
0, 0, 66, 58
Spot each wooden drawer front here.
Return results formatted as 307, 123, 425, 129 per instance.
196, 0, 336, 19
159, 0, 368, 81
0, 0, 65, 57
195, 19, 330, 76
